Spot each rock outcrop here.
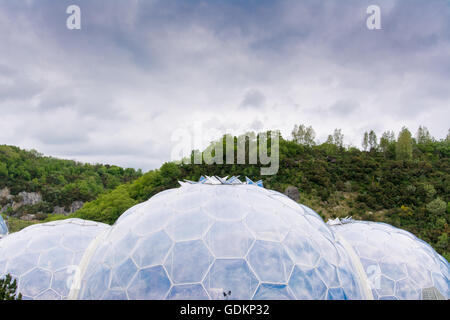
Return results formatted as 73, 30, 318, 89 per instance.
284, 186, 300, 202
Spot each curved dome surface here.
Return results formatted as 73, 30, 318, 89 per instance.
76, 184, 367, 300
0, 218, 109, 300
0, 215, 7, 236
329, 219, 450, 300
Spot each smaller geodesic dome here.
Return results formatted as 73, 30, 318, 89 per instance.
328, 218, 450, 300
0, 218, 109, 300
0, 215, 7, 236
73, 176, 369, 300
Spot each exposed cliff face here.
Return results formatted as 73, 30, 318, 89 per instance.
0, 187, 84, 219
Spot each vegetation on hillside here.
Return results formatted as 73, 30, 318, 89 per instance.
67, 125, 450, 259
0, 145, 142, 217
1, 126, 449, 260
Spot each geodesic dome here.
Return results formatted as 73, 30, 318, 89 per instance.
0, 215, 7, 236
73, 177, 369, 300
328, 218, 450, 300
0, 218, 109, 300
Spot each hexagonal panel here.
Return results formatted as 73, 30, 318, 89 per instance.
247, 240, 293, 283
166, 208, 212, 241
253, 283, 294, 300
111, 258, 138, 289
376, 275, 395, 297
132, 206, 174, 236
203, 259, 259, 300
204, 221, 254, 258
164, 240, 213, 284
7, 251, 40, 277
103, 290, 128, 300
316, 258, 340, 288
167, 284, 209, 300
326, 288, 347, 300
395, 278, 420, 300
39, 247, 74, 271
245, 210, 289, 242
27, 234, 60, 252
132, 231, 172, 268
127, 266, 171, 300
204, 195, 249, 221
82, 265, 111, 300
35, 289, 61, 300
288, 266, 327, 300
283, 231, 320, 267
19, 268, 52, 298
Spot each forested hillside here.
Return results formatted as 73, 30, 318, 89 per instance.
68, 126, 450, 259
0, 145, 142, 226
1, 126, 449, 260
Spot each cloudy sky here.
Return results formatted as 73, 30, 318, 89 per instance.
0, 0, 449, 170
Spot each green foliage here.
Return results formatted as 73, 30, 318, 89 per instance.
0, 274, 22, 300
74, 185, 138, 225
0, 145, 142, 213
3, 126, 449, 257
396, 127, 413, 160
426, 198, 447, 216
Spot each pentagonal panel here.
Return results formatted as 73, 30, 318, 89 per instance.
127, 266, 171, 300
164, 240, 213, 283
204, 221, 254, 258
253, 284, 294, 300
247, 240, 293, 283
167, 284, 209, 300
288, 266, 327, 300
166, 208, 212, 241
132, 231, 172, 268
203, 259, 259, 300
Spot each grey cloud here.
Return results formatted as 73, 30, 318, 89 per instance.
240, 89, 266, 109
0, 0, 449, 170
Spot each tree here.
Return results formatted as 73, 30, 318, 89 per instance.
292, 124, 316, 146
362, 132, 369, 151
446, 128, 450, 142
368, 130, 378, 151
396, 127, 413, 160
379, 130, 395, 153
426, 198, 446, 216
416, 126, 432, 144
0, 274, 22, 300
332, 129, 344, 148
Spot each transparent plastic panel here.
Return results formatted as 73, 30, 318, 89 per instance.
167, 284, 209, 300
203, 259, 259, 300
247, 240, 293, 283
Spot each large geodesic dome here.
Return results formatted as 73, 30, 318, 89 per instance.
73, 177, 369, 300
0, 218, 109, 300
328, 218, 450, 300
0, 215, 7, 236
